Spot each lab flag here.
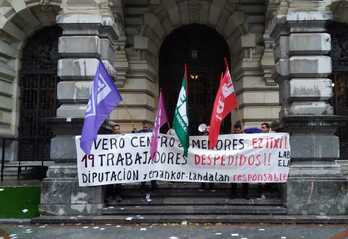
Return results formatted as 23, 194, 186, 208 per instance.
150, 90, 168, 160
173, 76, 189, 156
80, 61, 122, 154
208, 66, 238, 149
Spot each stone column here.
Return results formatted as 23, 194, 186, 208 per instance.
270, 11, 348, 215
232, 32, 280, 128
40, 0, 121, 216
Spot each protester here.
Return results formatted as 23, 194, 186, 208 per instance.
260, 122, 271, 133
232, 121, 243, 134
106, 122, 123, 203
111, 123, 121, 134
137, 122, 152, 133
199, 124, 214, 190
259, 122, 274, 199
266, 121, 282, 197
230, 121, 249, 199
138, 122, 158, 194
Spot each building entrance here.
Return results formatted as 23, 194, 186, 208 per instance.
103, 25, 284, 214
159, 24, 230, 135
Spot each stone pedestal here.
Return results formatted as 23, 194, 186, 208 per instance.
39, 2, 121, 216
270, 11, 348, 215
40, 165, 103, 216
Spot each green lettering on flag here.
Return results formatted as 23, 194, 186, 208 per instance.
173, 77, 189, 156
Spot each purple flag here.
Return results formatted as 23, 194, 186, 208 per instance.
80, 61, 122, 154
150, 90, 168, 160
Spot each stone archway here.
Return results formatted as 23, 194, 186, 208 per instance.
127, 0, 274, 129
159, 24, 231, 135
0, 2, 60, 164
140, 1, 247, 55
0, 2, 60, 137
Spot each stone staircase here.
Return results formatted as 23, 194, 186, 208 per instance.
102, 182, 287, 216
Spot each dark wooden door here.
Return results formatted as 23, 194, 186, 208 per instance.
18, 26, 62, 161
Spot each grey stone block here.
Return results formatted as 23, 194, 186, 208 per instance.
287, 11, 332, 22
46, 164, 77, 178
57, 14, 113, 27
56, 104, 86, 118
289, 33, 331, 54
57, 81, 91, 101
59, 36, 99, 56
289, 161, 343, 177
58, 58, 117, 80
288, 102, 333, 115
59, 36, 115, 61
289, 56, 332, 77
286, 178, 348, 215
289, 78, 332, 99
40, 176, 103, 216
290, 134, 339, 159
50, 135, 77, 161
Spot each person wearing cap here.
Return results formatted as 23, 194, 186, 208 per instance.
138, 122, 157, 192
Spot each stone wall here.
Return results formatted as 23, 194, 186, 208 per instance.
121, 0, 279, 129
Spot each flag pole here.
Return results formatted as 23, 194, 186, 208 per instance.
224, 57, 243, 129
160, 87, 171, 129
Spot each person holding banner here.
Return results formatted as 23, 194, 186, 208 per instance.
260, 121, 281, 198
105, 122, 124, 203
139, 121, 158, 193
230, 121, 249, 199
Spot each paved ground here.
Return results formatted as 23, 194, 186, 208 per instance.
1, 223, 348, 239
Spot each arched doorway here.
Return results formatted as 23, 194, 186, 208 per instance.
103, 24, 285, 212
18, 26, 62, 163
159, 24, 231, 135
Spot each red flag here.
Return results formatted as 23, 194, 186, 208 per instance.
208, 64, 238, 149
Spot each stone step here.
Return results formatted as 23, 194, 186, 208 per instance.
109, 181, 281, 190
106, 197, 282, 206
32, 214, 348, 225
105, 188, 280, 199
102, 205, 287, 215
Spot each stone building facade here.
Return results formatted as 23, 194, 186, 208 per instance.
0, 0, 348, 216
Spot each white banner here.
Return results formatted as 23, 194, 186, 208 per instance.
75, 133, 290, 186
